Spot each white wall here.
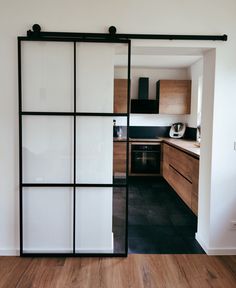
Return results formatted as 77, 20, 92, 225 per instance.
1, 0, 236, 255
115, 66, 189, 126
187, 59, 203, 127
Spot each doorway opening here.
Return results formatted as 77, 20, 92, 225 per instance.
114, 44, 214, 253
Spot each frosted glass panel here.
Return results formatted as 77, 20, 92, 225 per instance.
75, 187, 113, 253
22, 41, 73, 112
76, 43, 115, 113
23, 188, 73, 253
76, 117, 113, 184
23, 116, 73, 183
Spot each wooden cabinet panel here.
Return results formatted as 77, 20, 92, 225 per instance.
114, 79, 128, 113
162, 143, 199, 215
168, 165, 192, 207
162, 143, 170, 180
191, 159, 199, 215
158, 80, 191, 115
113, 142, 126, 176
167, 145, 194, 182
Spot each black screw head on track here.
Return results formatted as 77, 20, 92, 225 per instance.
109, 26, 117, 35
32, 24, 41, 33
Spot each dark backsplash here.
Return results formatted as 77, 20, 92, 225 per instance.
129, 126, 170, 138
118, 126, 197, 140
183, 127, 197, 140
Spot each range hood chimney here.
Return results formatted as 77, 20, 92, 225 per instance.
131, 77, 157, 114
138, 77, 149, 99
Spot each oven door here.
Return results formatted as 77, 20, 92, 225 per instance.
131, 144, 161, 174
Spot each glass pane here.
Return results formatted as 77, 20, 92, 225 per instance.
23, 188, 73, 253
113, 117, 128, 184
76, 117, 113, 184
22, 116, 73, 183
22, 41, 73, 112
114, 43, 129, 113
75, 187, 126, 254
76, 43, 128, 113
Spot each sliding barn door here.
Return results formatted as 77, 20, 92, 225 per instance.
19, 38, 130, 256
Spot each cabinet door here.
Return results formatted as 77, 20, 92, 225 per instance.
114, 79, 128, 113
162, 143, 170, 180
162, 143, 199, 215
113, 142, 127, 177
191, 158, 199, 215
158, 80, 191, 114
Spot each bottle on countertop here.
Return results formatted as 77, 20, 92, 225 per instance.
113, 120, 118, 138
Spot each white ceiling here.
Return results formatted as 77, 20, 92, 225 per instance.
114, 46, 206, 68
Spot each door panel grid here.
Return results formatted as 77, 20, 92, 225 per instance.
18, 37, 131, 256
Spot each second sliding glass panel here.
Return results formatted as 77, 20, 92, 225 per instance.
76, 117, 113, 184
76, 116, 128, 184
76, 42, 129, 113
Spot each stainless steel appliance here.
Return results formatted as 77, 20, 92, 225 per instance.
131, 143, 161, 174
169, 122, 186, 138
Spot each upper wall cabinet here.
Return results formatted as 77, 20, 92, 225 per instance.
114, 79, 128, 113
157, 80, 191, 115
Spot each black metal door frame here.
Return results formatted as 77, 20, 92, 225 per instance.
18, 34, 131, 257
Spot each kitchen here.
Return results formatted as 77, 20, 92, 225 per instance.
113, 47, 204, 253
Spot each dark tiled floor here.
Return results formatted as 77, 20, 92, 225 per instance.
127, 177, 205, 254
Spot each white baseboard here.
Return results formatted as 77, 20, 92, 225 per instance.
196, 233, 236, 255
0, 250, 20, 256
1, 234, 114, 256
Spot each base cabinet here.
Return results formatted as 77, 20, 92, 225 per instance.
162, 143, 199, 215
114, 79, 128, 113
113, 142, 126, 177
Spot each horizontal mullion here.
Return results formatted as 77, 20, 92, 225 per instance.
21, 252, 127, 257
22, 183, 127, 188
21, 112, 128, 117
21, 111, 74, 116
22, 183, 74, 187
76, 112, 128, 117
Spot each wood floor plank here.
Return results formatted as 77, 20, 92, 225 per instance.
0, 255, 236, 288
0, 257, 33, 288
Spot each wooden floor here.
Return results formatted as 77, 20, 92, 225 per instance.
0, 255, 236, 288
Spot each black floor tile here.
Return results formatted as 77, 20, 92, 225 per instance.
112, 177, 204, 254
126, 177, 204, 255
128, 237, 162, 254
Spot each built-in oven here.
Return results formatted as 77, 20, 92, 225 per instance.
131, 143, 161, 174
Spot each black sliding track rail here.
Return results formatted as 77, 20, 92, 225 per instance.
18, 26, 131, 257
25, 24, 228, 42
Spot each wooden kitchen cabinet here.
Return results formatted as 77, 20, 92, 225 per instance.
157, 80, 191, 114
114, 79, 128, 113
113, 142, 126, 177
162, 143, 199, 215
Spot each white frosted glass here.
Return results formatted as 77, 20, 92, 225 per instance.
76, 43, 114, 113
22, 41, 73, 112
23, 188, 73, 252
75, 188, 113, 253
23, 116, 73, 183
76, 117, 113, 184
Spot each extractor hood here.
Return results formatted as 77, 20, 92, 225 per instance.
131, 77, 157, 114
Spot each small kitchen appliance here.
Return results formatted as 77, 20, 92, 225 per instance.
169, 122, 186, 138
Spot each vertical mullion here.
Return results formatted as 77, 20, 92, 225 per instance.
73, 42, 76, 254
18, 38, 23, 255
125, 40, 131, 256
